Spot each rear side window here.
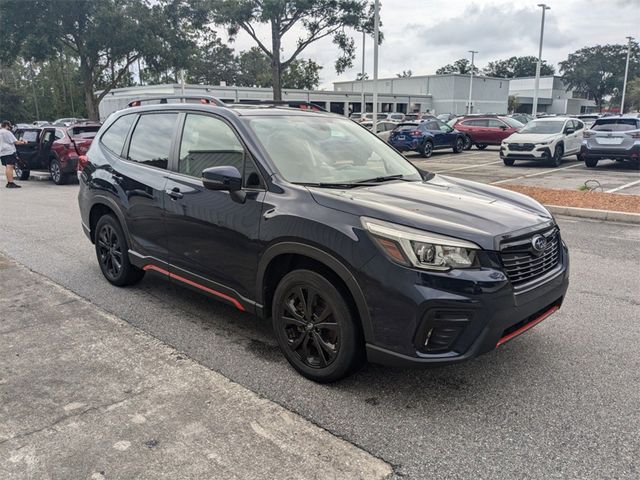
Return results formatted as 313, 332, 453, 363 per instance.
462, 119, 488, 127
101, 114, 136, 156
128, 113, 178, 169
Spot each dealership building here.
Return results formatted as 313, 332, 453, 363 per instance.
508, 76, 597, 114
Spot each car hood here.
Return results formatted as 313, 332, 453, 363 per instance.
308, 175, 553, 250
505, 132, 559, 143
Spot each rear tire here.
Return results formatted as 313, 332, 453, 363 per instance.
13, 164, 30, 180
50, 158, 68, 185
475, 143, 488, 150
463, 135, 472, 150
585, 158, 599, 168
420, 140, 433, 158
94, 215, 145, 286
503, 158, 515, 166
272, 270, 364, 383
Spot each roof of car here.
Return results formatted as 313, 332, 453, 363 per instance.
118, 102, 338, 119
531, 116, 570, 122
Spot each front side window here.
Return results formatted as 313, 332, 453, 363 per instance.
178, 114, 245, 176
487, 119, 506, 128
101, 114, 136, 156
247, 115, 422, 185
502, 117, 524, 128
127, 113, 178, 169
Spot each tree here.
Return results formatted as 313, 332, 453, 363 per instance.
484, 56, 554, 78
624, 77, 640, 112
202, 0, 376, 101
508, 95, 519, 113
559, 42, 640, 111
0, 0, 200, 120
282, 59, 322, 90
396, 70, 412, 78
237, 47, 274, 87
355, 72, 369, 81
186, 35, 239, 86
435, 59, 479, 75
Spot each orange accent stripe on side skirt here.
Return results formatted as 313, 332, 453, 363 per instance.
143, 264, 245, 311
496, 305, 559, 347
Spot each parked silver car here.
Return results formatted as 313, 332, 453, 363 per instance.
581, 116, 640, 168
360, 120, 399, 142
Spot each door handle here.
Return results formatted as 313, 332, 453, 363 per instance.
166, 187, 183, 200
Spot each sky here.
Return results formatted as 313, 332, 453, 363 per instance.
215, 0, 640, 89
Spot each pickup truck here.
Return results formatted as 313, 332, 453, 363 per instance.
14, 122, 101, 185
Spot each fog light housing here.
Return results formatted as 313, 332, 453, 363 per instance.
416, 310, 471, 354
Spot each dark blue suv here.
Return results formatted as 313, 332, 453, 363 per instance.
389, 119, 466, 157
78, 96, 569, 382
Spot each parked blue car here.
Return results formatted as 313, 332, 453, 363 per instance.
389, 119, 466, 158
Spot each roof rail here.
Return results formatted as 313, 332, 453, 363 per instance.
127, 95, 226, 108
229, 100, 328, 112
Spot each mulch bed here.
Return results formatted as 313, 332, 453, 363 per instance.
499, 184, 640, 214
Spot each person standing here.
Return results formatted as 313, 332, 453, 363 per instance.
0, 120, 27, 188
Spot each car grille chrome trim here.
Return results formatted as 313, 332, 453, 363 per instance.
500, 227, 561, 287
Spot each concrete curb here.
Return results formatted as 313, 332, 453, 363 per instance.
545, 204, 640, 224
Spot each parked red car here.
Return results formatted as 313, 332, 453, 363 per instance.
451, 116, 523, 149
14, 122, 101, 184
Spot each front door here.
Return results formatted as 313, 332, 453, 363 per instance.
164, 113, 265, 310
15, 129, 42, 169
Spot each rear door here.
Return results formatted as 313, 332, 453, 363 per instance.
163, 113, 265, 309
102, 112, 175, 264
423, 120, 446, 147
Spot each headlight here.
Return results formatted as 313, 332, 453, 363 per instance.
537, 141, 550, 146
361, 218, 480, 271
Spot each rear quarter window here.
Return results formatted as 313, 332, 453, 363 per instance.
100, 115, 136, 156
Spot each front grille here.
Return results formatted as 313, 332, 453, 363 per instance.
500, 228, 561, 286
508, 143, 535, 151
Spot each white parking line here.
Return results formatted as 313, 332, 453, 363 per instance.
491, 163, 583, 185
433, 160, 503, 173
606, 178, 640, 193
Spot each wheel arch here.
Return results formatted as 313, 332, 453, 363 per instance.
257, 242, 373, 342
88, 197, 130, 246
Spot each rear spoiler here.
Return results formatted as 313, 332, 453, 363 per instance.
127, 95, 226, 107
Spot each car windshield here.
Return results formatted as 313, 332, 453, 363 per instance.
247, 115, 422, 185
592, 119, 639, 131
501, 117, 524, 128
519, 120, 564, 134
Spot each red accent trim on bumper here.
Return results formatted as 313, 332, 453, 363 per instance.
143, 265, 245, 311
496, 305, 559, 347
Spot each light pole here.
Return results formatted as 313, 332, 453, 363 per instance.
361, 30, 366, 115
620, 36, 634, 114
532, 4, 550, 117
372, 0, 380, 133
467, 50, 478, 114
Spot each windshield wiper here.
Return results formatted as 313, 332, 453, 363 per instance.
293, 182, 363, 189
354, 174, 411, 184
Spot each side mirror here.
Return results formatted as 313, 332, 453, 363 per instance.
565, 128, 575, 135
202, 166, 242, 192
500, 125, 508, 130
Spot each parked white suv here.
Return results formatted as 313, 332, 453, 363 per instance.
500, 117, 585, 167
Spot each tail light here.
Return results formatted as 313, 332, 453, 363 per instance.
629, 132, 640, 139
411, 130, 422, 136
583, 130, 594, 138
77, 155, 89, 172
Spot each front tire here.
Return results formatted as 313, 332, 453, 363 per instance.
475, 143, 488, 150
452, 137, 464, 153
13, 164, 30, 180
550, 144, 563, 167
50, 158, 69, 185
463, 135, 472, 150
272, 270, 364, 383
420, 140, 433, 158
95, 215, 145, 286
503, 158, 515, 166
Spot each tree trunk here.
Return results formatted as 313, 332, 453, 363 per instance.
80, 58, 99, 120
271, 21, 282, 101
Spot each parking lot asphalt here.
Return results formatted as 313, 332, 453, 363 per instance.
407, 147, 640, 195
1, 179, 639, 479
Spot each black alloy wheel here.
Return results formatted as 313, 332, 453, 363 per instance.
421, 140, 434, 158
272, 270, 363, 382
94, 215, 145, 286
550, 144, 563, 167
13, 164, 30, 180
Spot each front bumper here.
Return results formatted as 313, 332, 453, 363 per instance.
361, 241, 570, 367
500, 144, 552, 161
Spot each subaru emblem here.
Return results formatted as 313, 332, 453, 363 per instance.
531, 234, 547, 252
